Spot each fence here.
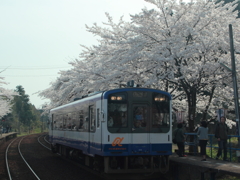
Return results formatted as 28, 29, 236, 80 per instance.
185, 133, 240, 162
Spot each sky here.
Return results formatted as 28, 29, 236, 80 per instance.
0, 0, 155, 109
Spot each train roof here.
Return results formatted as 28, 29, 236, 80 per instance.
104, 87, 171, 98
50, 87, 171, 112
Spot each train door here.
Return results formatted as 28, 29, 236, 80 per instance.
88, 105, 95, 154
50, 114, 54, 143
131, 104, 150, 153
96, 104, 101, 151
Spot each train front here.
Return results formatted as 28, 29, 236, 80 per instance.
102, 88, 172, 174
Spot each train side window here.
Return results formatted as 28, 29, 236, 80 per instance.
97, 108, 100, 128
53, 114, 58, 130
84, 117, 88, 131
67, 113, 72, 130
78, 110, 84, 130
72, 112, 78, 131
89, 105, 95, 132
63, 114, 68, 130
57, 115, 63, 130
51, 114, 54, 130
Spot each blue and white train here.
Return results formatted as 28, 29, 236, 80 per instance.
49, 87, 172, 174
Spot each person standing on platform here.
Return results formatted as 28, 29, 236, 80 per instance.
215, 116, 228, 161
6, 125, 9, 133
0, 125, 2, 136
197, 121, 208, 161
174, 123, 186, 157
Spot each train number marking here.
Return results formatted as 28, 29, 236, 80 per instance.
112, 137, 124, 147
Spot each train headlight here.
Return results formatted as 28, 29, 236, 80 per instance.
111, 96, 116, 100
154, 96, 166, 101
111, 96, 123, 100
159, 97, 165, 101
117, 96, 122, 100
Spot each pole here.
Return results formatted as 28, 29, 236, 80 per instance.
229, 24, 240, 160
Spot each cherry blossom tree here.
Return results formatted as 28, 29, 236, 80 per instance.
40, 0, 240, 132
0, 76, 18, 119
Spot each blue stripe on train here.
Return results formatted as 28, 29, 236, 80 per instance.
50, 135, 172, 156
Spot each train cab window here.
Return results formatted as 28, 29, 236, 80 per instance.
151, 93, 170, 133
133, 105, 148, 129
108, 93, 128, 131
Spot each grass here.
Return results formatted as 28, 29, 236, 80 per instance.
206, 138, 240, 162
218, 175, 240, 180
17, 128, 48, 137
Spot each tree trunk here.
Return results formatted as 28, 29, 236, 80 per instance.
202, 86, 215, 121
187, 89, 197, 154
187, 90, 197, 132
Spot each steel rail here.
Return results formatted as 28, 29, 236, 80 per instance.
38, 135, 51, 150
5, 138, 18, 180
18, 136, 41, 180
44, 135, 50, 144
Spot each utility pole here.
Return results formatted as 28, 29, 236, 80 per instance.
229, 24, 240, 161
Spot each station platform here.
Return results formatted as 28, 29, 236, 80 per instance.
0, 132, 18, 145
169, 153, 240, 179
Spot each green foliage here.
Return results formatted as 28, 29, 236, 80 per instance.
1, 85, 49, 134
13, 85, 33, 126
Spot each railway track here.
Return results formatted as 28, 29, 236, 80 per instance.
37, 134, 51, 150
37, 134, 164, 180
3, 133, 166, 180
37, 134, 107, 179
5, 136, 41, 180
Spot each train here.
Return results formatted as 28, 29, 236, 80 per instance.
49, 87, 172, 174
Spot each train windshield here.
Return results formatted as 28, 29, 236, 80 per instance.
108, 93, 128, 129
107, 91, 170, 133
133, 105, 147, 128
151, 92, 170, 133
